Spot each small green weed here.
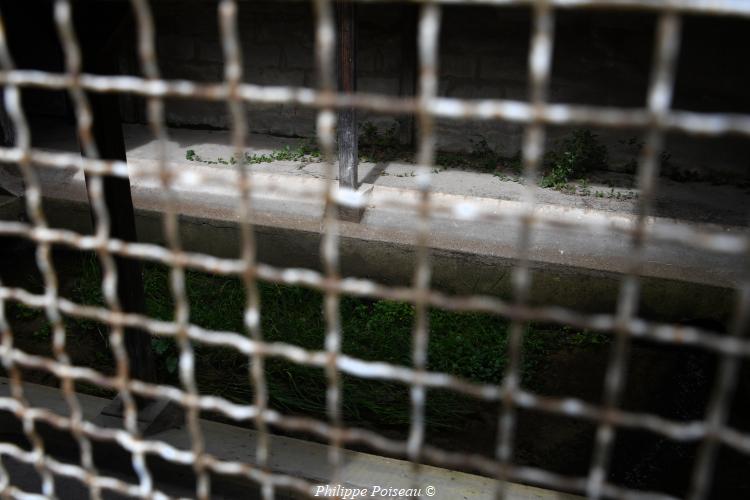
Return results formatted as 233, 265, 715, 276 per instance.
593, 187, 638, 201
245, 140, 320, 164
152, 337, 178, 374
435, 139, 523, 183
565, 328, 609, 346
620, 136, 684, 181
541, 130, 608, 189
185, 140, 321, 167
9, 302, 41, 321
358, 122, 405, 163
185, 127, 528, 182
68, 256, 109, 335
436, 138, 505, 174
32, 323, 51, 341
577, 178, 592, 196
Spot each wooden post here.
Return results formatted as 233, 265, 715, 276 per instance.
397, 4, 417, 148
337, 0, 357, 190
87, 95, 156, 385
78, 5, 156, 384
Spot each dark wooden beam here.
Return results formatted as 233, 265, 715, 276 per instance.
397, 4, 418, 148
336, 0, 358, 190
77, 4, 156, 384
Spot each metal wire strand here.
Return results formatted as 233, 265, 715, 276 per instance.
405, 4, 441, 496
53, 0, 156, 497
586, 13, 682, 499
687, 281, 750, 499
0, 1, 748, 499
127, 0, 210, 498
495, 2, 553, 497
312, 0, 345, 491
217, 1, 275, 499
0, 23, 55, 500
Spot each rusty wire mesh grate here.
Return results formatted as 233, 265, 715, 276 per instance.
0, 0, 749, 499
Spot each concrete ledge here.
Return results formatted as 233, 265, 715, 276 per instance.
0, 158, 738, 322
0, 378, 579, 499
337, 183, 374, 223
4, 154, 743, 290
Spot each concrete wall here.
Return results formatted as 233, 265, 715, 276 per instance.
1, 0, 746, 180
3, 196, 732, 325
111, 2, 750, 181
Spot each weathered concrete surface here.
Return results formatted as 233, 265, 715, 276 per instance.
0, 196, 737, 322
132, 2, 750, 181
1, 123, 744, 322
29, 121, 750, 228
9, 2, 749, 181
0, 378, 580, 499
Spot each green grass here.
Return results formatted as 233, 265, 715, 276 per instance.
61, 254, 609, 430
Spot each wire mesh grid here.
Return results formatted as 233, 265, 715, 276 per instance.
0, 0, 748, 499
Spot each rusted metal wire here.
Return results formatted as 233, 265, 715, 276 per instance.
0, 0, 748, 499
404, 4, 441, 496
215, 1, 276, 499
495, 2, 553, 497
0, 10, 60, 498
127, 0, 210, 497
586, 12, 682, 500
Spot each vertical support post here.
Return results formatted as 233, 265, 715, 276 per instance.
397, 4, 417, 148
79, 6, 156, 384
87, 93, 156, 384
336, 0, 357, 190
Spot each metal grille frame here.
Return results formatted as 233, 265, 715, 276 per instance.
0, 1, 748, 499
